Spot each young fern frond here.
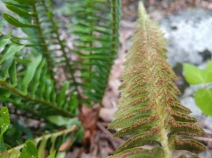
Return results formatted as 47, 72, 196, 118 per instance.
108, 2, 206, 158
66, 0, 121, 104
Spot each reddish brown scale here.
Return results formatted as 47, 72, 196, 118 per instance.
167, 95, 177, 102
122, 127, 158, 149
134, 74, 145, 83
174, 138, 206, 151
130, 88, 148, 97
169, 117, 202, 134
138, 102, 154, 113
111, 113, 135, 128
124, 113, 135, 119
169, 102, 191, 114
161, 66, 173, 76
172, 85, 181, 94
156, 78, 164, 85
167, 107, 196, 122
156, 88, 165, 99
128, 80, 147, 92
168, 117, 177, 127
113, 148, 148, 158
165, 97, 175, 103
131, 96, 150, 106
131, 115, 157, 129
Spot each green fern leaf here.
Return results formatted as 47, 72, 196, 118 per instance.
14, 0, 37, 5
0, 35, 10, 48
0, 44, 24, 64
21, 54, 42, 94
5, 4, 35, 17
47, 151, 56, 158
2, 13, 37, 28
0, 107, 10, 143
19, 140, 37, 158
109, 2, 206, 158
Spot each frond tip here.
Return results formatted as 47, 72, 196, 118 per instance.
109, 2, 206, 158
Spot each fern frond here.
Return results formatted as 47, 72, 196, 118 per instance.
0, 36, 73, 117
2, 0, 60, 89
0, 0, 81, 117
109, 2, 206, 158
34, 0, 79, 92
66, 0, 121, 104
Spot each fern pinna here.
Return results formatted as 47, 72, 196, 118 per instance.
108, 2, 206, 158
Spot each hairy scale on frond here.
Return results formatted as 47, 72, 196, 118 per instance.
108, 2, 206, 158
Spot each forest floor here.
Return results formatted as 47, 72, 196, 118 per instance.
68, 0, 212, 158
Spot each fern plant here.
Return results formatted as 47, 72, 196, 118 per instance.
108, 2, 206, 158
0, 0, 121, 156
0, 106, 77, 158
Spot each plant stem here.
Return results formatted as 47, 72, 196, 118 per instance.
0, 79, 74, 117
7, 125, 77, 153
32, 4, 57, 92
101, 0, 120, 103
40, 0, 80, 96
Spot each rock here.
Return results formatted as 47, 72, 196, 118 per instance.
204, 116, 212, 130
159, 9, 212, 122
0, 1, 8, 13
159, 8, 212, 67
180, 96, 202, 118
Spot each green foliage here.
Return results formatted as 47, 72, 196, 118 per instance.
109, 2, 206, 158
0, 0, 121, 156
0, 107, 10, 151
0, 107, 78, 158
183, 61, 212, 84
65, 0, 121, 105
183, 60, 212, 116
18, 141, 37, 158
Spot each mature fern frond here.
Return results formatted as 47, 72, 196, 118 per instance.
34, 0, 79, 92
66, 0, 121, 104
108, 2, 206, 158
0, 0, 78, 117
2, 0, 56, 85
0, 34, 73, 117
2, 0, 77, 90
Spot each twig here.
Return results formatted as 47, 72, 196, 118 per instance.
204, 128, 212, 135
193, 136, 212, 142
97, 122, 124, 144
57, 14, 70, 24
